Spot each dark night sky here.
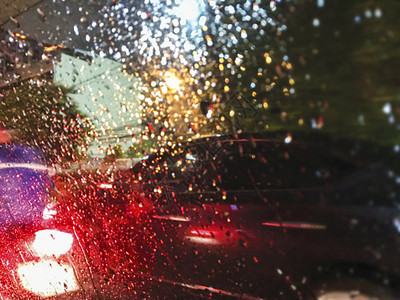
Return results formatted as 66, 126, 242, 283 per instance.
3, 0, 108, 50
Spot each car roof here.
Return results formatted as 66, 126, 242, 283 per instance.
148, 131, 399, 168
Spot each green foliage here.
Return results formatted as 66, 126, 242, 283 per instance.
0, 75, 85, 162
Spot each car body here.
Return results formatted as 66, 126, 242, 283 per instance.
8, 131, 399, 299
120, 132, 400, 298
0, 142, 141, 299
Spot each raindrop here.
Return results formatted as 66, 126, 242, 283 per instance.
358, 114, 365, 125
382, 103, 392, 115
73, 25, 80, 36
375, 8, 382, 18
313, 18, 320, 27
270, 1, 276, 11
9, 16, 20, 27
37, 8, 46, 21
225, 6, 235, 15
365, 10, 373, 18
199, 16, 207, 26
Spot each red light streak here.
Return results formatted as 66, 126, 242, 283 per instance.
189, 229, 214, 238
261, 221, 326, 230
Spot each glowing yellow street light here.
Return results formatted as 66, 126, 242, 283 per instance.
164, 71, 181, 90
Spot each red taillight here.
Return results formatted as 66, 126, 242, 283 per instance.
17, 260, 79, 297
14, 230, 78, 297
190, 229, 214, 238
31, 229, 73, 258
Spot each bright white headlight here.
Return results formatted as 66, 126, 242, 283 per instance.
31, 230, 73, 258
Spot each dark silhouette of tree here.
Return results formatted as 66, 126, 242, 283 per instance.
0, 74, 86, 163
280, 0, 400, 144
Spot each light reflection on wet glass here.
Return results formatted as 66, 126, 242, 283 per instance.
0, 0, 399, 299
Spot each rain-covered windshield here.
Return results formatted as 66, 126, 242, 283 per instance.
0, 0, 399, 299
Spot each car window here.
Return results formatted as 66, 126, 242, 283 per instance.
1, 0, 400, 299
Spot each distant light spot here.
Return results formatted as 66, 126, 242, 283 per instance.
364, 10, 372, 18
382, 103, 392, 114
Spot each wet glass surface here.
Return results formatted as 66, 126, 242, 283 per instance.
0, 0, 400, 299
